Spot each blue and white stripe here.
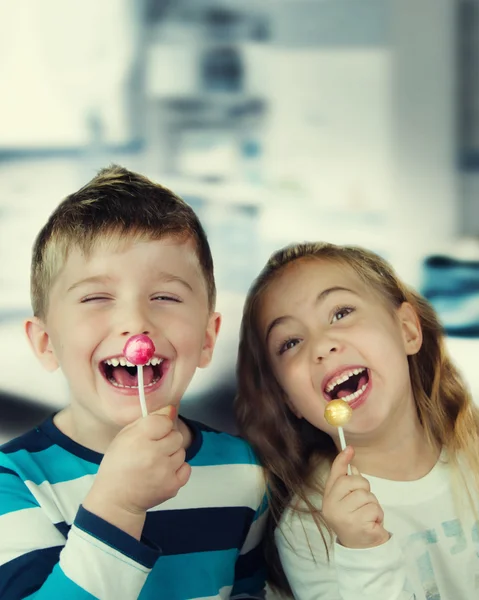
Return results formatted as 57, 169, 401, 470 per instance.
0, 416, 266, 600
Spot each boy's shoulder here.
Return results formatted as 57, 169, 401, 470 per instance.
1, 423, 52, 455
184, 416, 262, 468
0, 421, 56, 481
0, 416, 97, 484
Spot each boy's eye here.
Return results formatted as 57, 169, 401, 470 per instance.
331, 306, 354, 323
152, 294, 180, 302
278, 338, 301, 355
80, 296, 111, 303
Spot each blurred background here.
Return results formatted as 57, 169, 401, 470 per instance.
1, 0, 479, 445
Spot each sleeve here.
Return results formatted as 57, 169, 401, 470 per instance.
275, 508, 415, 600
230, 492, 268, 600
0, 458, 161, 600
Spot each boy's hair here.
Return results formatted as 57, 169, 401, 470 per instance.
234, 241, 479, 594
31, 165, 216, 319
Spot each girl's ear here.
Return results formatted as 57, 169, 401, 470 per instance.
24, 317, 59, 372
397, 302, 422, 356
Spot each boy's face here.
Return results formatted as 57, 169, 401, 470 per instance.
26, 236, 220, 435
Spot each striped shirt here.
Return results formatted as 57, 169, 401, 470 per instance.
0, 415, 266, 600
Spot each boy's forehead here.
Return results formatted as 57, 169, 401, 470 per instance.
53, 234, 204, 289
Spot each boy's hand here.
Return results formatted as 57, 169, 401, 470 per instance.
83, 406, 191, 539
321, 446, 390, 549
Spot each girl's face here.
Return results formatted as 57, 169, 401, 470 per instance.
258, 259, 422, 444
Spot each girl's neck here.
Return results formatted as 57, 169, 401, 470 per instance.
348, 410, 441, 482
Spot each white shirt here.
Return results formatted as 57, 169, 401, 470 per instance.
276, 455, 479, 599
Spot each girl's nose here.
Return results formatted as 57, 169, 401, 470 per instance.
313, 337, 339, 361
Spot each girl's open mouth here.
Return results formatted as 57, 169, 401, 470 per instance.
100, 357, 165, 389
324, 367, 370, 404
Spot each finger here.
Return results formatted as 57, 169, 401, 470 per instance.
340, 489, 378, 513
325, 472, 370, 505
156, 430, 184, 454
324, 446, 355, 496
168, 446, 187, 469
176, 462, 192, 488
353, 500, 385, 525
336, 473, 371, 497
152, 405, 177, 420
142, 413, 175, 440
169, 447, 186, 469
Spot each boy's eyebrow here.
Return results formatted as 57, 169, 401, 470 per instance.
67, 272, 194, 293
67, 275, 114, 293
265, 286, 358, 342
153, 272, 194, 293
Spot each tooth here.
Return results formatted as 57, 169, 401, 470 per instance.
111, 358, 119, 367
119, 357, 127, 367
125, 360, 135, 367
151, 357, 159, 366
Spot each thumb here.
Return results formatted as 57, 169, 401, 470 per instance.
152, 405, 177, 420
324, 446, 355, 495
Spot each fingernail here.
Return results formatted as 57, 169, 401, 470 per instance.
351, 466, 360, 475
158, 405, 176, 419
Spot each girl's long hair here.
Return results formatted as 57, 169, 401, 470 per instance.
234, 242, 479, 596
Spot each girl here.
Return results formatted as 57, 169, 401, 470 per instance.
235, 242, 479, 600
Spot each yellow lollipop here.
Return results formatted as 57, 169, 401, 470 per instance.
324, 399, 353, 428
325, 399, 353, 475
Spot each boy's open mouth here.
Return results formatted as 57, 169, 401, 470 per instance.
324, 367, 370, 403
100, 357, 165, 389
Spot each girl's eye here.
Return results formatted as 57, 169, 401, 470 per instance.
278, 338, 301, 355
331, 306, 354, 323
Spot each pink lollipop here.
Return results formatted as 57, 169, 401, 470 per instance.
123, 334, 155, 366
123, 335, 156, 417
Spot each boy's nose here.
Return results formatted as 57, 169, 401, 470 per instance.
121, 329, 150, 337
116, 304, 154, 337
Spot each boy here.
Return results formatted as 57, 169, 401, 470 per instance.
0, 166, 266, 599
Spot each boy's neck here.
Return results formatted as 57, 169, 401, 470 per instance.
54, 406, 192, 454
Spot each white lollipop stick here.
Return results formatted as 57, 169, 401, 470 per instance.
123, 334, 156, 419
338, 427, 352, 475
137, 365, 148, 418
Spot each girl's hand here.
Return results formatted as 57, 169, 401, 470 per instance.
322, 446, 390, 549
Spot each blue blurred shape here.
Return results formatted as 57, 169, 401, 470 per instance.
422, 255, 479, 337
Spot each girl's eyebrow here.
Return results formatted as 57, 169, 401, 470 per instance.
265, 286, 358, 342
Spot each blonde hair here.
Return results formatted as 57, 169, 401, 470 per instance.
235, 242, 479, 594
31, 165, 216, 319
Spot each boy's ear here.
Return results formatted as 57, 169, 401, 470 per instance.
24, 317, 59, 372
397, 302, 422, 356
198, 312, 222, 369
